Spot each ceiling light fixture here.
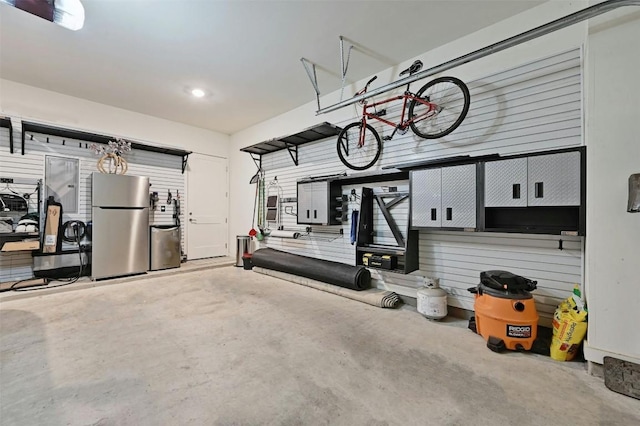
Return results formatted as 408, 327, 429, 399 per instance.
0, 0, 85, 31
191, 88, 206, 98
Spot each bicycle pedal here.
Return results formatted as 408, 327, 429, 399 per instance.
382, 136, 393, 141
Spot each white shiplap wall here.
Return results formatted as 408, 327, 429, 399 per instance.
257, 49, 583, 326
0, 121, 186, 283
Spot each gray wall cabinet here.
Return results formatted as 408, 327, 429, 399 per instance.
409, 148, 584, 235
296, 180, 341, 225
485, 151, 581, 208
527, 151, 581, 206
411, 164, 476, 229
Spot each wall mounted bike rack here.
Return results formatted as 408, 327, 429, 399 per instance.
17, 121, 192, 173
312, 0, 640, 114
240, 122, 341, 168
302, 35, 396, 111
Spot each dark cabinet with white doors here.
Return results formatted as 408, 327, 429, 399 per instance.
483, 148, 585, 235
411, 163, 477, 229
405, 147, 585, 235
297, 179, 342, 225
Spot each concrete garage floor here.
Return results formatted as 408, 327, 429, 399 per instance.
1, 267, 639, 425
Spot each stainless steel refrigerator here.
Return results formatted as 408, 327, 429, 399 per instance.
91, 173, 149, 280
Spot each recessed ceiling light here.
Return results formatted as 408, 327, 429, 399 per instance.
191, 88, 206, 98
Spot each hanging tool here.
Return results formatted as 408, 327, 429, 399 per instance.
150, 192, 159, 210
249, 170, 264, 238
265, 177, 283, 232
173, 189, 185, 261
256, 172, 266, 239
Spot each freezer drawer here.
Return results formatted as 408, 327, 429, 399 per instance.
91, 207, 149, 279
150, 225, 181, 271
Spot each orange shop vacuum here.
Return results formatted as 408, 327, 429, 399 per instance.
468, 270, 540, 353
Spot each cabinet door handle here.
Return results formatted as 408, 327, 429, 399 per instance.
446, 208, 452, 221
535, 182, 544, 198
314, 210, 317, 219
431, 208, 437, 221
306, 210, 310, 219
512, 184, 521, 199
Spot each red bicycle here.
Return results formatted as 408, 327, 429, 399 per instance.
337, 60, 470, 170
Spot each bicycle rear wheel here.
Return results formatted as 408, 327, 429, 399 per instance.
337, 122, 382, 171
408, 76, 470, 139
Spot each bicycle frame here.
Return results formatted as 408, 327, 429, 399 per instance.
356, 91, 439, 147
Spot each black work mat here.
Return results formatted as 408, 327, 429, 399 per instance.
604, 356, 640, 400
252, 248, 371, 291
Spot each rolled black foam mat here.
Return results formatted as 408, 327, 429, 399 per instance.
251, 248, 370, 291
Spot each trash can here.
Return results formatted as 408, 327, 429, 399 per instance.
242, 253, 254, 270
236, 235, 252, 267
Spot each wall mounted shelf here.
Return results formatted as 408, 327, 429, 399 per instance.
332, 168, 408, 186
17, 121, 192, 173
240, 122, 341, 168
388, 154, 499, 171
0, 177, 42, 252
355, 187, 419, 274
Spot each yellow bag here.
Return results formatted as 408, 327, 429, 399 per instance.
550, 296, 588, 361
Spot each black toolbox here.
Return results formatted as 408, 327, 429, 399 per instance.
362, 253, 397, 270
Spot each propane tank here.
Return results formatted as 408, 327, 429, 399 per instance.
417, 278, 448, 320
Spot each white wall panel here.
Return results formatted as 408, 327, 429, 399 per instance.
256, 49, 583, 326
584, 12, 640, 363
0, 122, 186, 283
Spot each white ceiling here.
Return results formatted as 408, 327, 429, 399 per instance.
0, 0, 544, 135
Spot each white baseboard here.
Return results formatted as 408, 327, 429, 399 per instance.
583, 340, 640, 365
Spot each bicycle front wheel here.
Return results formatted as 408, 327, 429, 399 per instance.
337, 122, 382, 171
408, 76, 470, 139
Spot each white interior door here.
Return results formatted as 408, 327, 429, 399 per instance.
187, 153, 228, 259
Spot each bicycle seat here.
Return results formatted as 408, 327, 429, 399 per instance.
399, 60, 423, 77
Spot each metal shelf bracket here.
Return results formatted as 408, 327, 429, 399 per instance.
284, 141, 299, 166
182, 154, 189, 174
250, 153, 262, 172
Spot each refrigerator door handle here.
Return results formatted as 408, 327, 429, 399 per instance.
98, 206, 146, 210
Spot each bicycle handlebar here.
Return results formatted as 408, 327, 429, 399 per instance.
356, 76, 378, 99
